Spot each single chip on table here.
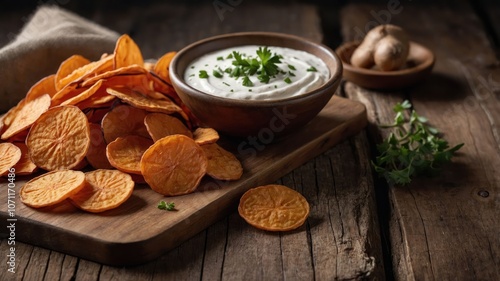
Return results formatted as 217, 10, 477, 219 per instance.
20, 170, 86, 208
144, 112, 192, 142
193, 127, 220, 145
201, 143, 243, 181
26, 105, 90, 171
55, 54, 91, 91
69, 169, 135, 213
1, 94, 51, 140
0, 142, 21, 176
86, 123, 114, 169
106, 135, 153, 174
101, 104, 150, 143
140, 135, 207, 196
238, 184, 310, 232
113, 34, 144, 69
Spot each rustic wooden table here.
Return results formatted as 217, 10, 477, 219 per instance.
0, 0, 499, 280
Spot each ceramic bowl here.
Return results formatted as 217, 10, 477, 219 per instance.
335, 41, 435, 90
169, 32, 342, 138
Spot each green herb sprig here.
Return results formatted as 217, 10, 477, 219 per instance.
226, 47, 286, 86
157, 201, 176, 211
372, 100, 464, 185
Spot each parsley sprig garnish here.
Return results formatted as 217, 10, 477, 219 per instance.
224, 47, 285, 86
372, 100, 464, 185
157, 201, 176, 211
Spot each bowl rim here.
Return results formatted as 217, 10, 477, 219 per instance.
170, 31, 343, 107
336, 40, 435, 77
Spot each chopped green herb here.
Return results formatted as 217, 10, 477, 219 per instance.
249, 89, 252, 92
284, 77, 292, 84
288, 71, 296, 77
224, 67, 232, 74
226, 53, 233, 59
190, 66, 195, 69
222, 82, 230, 86
288, 64, 296, 70
213, 69, 223, 78
199, 70, 209, 79
242, 76, 253, 87
230, 89, 234, 92
158, 201, 175, 211
217, 56, 224, 61
372, 100, 464, 185
307, 66, 317, 72
274, 85, 277, 88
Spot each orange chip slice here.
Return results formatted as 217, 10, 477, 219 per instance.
80, 65, 148, 88
51, 82, 86, 106
26, 105, 90, 171
11, 142, 37, 176
69, 169, 135, 213
86, 123, 113, 169
60, 80, 104, 106
57, 55, 113, 89
144, 112, 192, 142
77, 92, 115, 110
113, 34, 144, 69
106, 135, 153, 174
238, 184, 310, 232
101, 104, 150, 143
55, 55, 91, 91
25, 74, 57, 101
141, 135, 207, 196
106, 87, 182, 114
20, 170, 86, 208
193, 127, 220, 145
153, 51, 176, 84
201, 143, 243, 180
0, 142, 22, 176
1, 94, 51, 140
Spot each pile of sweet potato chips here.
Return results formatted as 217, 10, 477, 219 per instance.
0, 34, 243, 213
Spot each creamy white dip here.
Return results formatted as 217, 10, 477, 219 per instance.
184, 45, 329, 100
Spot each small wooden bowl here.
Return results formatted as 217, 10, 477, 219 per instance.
170, 32, 343, 138
335, 41, 435, 90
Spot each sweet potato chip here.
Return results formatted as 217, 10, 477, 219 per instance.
106, 135, 153, 174
144, 112, 192, 142
80, 65, 148, 88
193, 127, 220, 145
55, 55, 91, 91
25, 74, 57, 101
201, 143, 242, 180
70, 169, 134, 213
20, 170, 86, 208
77, 92, 115, 110
1, 94, 51, 140
141, 135, 207, 196
26, 105, 90, 171
11, 142, 37, 176
238, 184, 310, 232
86, 123, 113, 169
113, 34, 144, 69
106, 87, 182, 114
57, 55, 113, 88
153, 51, 176, 84
101, 104, 150, 143
51, 82, 86, 106
0, 142, 21, 176
60, 80, 104, 106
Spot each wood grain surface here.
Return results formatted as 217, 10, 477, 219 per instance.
340, 1, 500, 280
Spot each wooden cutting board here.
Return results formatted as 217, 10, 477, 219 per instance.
0, 95, 366, 266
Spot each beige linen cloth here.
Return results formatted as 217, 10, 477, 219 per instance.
0, 5, 119, 112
